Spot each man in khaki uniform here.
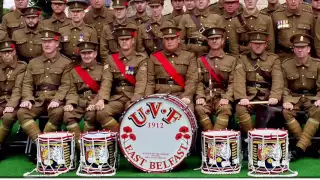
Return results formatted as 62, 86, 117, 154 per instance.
184, 0, 196, 14
11, 7, 43, 63
195, 27, 236, 131
1, 0, 28, 38
234, 31, 283, 136
146, 26, 198, 111
178, 0, 225, 57
136, 0, 175, 55
209, 0, 243, 15
260, 0, 282, 16
282, 34, 320, 161
95, 27, 148, 132
128, 0, 150, 26
59, 0, 98, 61
0, 40, 27, 159
100, 0, 137, 63
312, 0, 320, 17
84, 0, 114, 41
272, 0, 314, 61
63, 40, 101, 149
231, 0, 275, 54
164, 0, 185, 26
42, 0, 71, 32
17, 29, 71, 144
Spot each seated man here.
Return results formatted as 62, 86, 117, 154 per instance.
195, 27, 236, 131
234, 31, 283, 139
17, 29, 71, 146
0, 40, 27, 159
145, 26, 198, 111
282, 34, 320, 161
63, 40, 101, 149
95, 27, 148, 132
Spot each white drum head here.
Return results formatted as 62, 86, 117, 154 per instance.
250, 129, 287, 137
83, 132, 111, 139
119, 95, 196, 172
38, 132, 73, 139
202, 130, 239, 137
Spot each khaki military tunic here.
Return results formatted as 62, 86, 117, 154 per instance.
84, 7, 114, 40
0, 24, 8, 41
128, 13, 150, 26
231, 9, 275, 54
272, 7, 314, 60
17, 53, 72, 126
100, 19, 137, 63
96, 51, 148, 129
64, 62, 103, 127
164, 10, 185, 26
209, 1, 244, 15
137, 16, 174, 54
313, 17, 320, 57
0, 60, 27, 144
178, 8, 225, 57
11, 25, 43, 63
1, 9, 25, 38
222, 10, 242, 56
145, 48, 198, 111
41, 13, 71, 32
260, 3, 283, 16
59, 22, 98, 60
195, 52, 236, 129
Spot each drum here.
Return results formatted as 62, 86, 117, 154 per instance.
248, 128, 298, 177
200, 130, 241, 174
119, 94, 197, 172
76, 131, 119, 177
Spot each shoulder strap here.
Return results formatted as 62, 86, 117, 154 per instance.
247, 55, 272, 83
236, 14, 250, 32
153, 51, 185, 88
111, 53, 136, 85
145, 21, 163, 52
200, 56, 224, 87
74, 65, 100, 92
190, 14, 204, 33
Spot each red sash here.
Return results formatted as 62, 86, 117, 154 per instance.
153, 51, 185, 88
200, 56, 222, 85
74, 65, 100, 92
111, 53, 136, 85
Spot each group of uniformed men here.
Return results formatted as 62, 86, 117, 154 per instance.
0, 0, 320, 163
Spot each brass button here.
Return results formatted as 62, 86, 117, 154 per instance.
45, 76, 48, 78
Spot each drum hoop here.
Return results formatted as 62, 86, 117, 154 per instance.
202, 130, 241, 138
249, 128, 287, 138
38, 132, 74, 142
81, 130, 118, 140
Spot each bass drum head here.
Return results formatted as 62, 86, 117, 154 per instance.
119, 94, 197, 172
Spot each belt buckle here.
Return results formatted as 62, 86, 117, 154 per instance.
83, 90, 92, 98
146, 26, 152, 32
168, 80, 175, 85
120, 81, 127, 86
255, 83, 261, 88
42, 86, 49, 90
196, 39, 202, 45
302, 90, 308, 94
253, 64, 259, 71
199, 27, 205, 33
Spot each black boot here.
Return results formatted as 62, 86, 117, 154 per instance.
290, 146, 304, 162
27, 143, 37, 164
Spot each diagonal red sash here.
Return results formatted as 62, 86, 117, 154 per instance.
74, 65, 100, 92
200, 56, 223, 85
111, 53, 136, 85
153, 51, 185, 88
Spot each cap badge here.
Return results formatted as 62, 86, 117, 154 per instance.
169, 28, 172, 34
5, 42, 8, 47
45, 32, 49, 38
300, 36, 304, 42
85, 43, 88, 48
257, 34, 260, 39
212, 29, 216, 34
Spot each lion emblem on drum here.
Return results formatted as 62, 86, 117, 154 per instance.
207, 142, 231, 166
257, 143, 282, 167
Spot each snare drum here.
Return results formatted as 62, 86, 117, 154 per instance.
119, 94, 197, 173
76, 131, 118, 177
248, 128, 298, 177
37, 132, 75, 175
201, 130, 241, 174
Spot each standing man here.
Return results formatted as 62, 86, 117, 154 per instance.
59, 0, 98, 61
260, 0, 282, 16
17, 29, 71, 144
231, 0, 275, 54
195, 27, 236, 131
0, 40, 27, 159
42, 0, 71, 32
179, 0, 225, 57
210, 0, 243, 15
84, 0, 114, 41
165, 0, 185, 26
185, 0, 196, 14
11, 7, 43, 63
234, 31, 283, 136
282, 34, 320, 161
272, 0, 314, 61
128, 0, 150, 26
146, 26, 198, 111
137, 0, 175, 55
100, 0, 137, 63
2, 0, 28, 38
63, 40, 101, 149
95, 27, 148, 133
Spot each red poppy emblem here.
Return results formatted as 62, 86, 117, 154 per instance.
131, 31, 136, 37
179, 126, 189, 133
121, 134, 128, 139
124, 2, 129, 6
176, 32, 180, 36
123, 126, 132, 133
36, 11, 41, 16
54, 35, 60, 41
10, 44, 15, 49
175, 133, 182, 140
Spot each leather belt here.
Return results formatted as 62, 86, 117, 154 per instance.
156, 78, 177, 85
36, 84, 59, 91
291, 89, 316, 96
246, 81, 271, 88
185, 38, 208, 46
278, 44, 293, 53
1, 91, 12, 95
115, 80, 133, 87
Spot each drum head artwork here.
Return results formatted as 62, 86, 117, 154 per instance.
119, 94, 197, 172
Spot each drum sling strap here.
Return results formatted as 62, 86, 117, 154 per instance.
190, 14, 205, 33
74, 65, 100, 93
145, 21, 163, 51
153, 51, 185, 88
111, 53, 136, 85
200, 56, 224, 88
